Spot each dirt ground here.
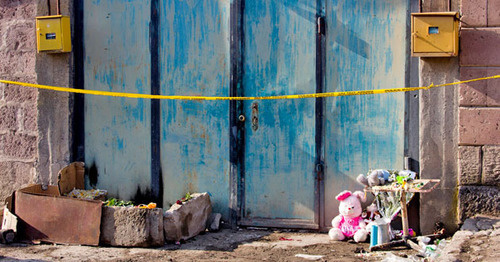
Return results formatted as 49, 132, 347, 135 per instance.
0, 229, 420, 262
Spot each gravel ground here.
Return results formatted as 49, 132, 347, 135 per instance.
0, 215, 498, 262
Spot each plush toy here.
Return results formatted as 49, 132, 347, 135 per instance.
329, 190, 369, 243
362, 203, 383, 234
356, 169, 390, 187
362, 203, 381, 223
393, 170, 417, 184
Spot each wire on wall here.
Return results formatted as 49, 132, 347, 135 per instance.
57, 0, 61, 15
47, 0, 51, 15
46, 0, 61, 16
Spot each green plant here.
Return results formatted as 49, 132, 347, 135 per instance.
183, 192, 193, 201
175, 192, 194, 205
104, 198, 134, 207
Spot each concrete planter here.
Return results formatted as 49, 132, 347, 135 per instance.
100, 206, 164, 247
164, 193, 212, 242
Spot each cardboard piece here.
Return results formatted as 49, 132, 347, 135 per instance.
58, 161, 85, 196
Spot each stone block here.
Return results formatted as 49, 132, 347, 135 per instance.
3, 82, 37, 103
458, 186, 500, 222
0, 133, 37, 159
0, 161, 34, 204
475, 216, 496, 230
482, 146, 500, 186
488, 0, 500, 26
164, 193, 212, 242
20, 105, 37, 132
4, 21, 35, 52
459, 68, 500, 106
207, 213, 222, 232
460, 0, 487, 27
460, 28, 500, 66
458, 146, 482, 185
100, 206, 164, 247
0, 105, 18, 131
0, 82, 4, 100
461, 218, 479, 232
0, 52, 36, 78
0, 2, 35, 21
459, 108, 500, 145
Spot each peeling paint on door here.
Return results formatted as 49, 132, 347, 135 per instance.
159, 0, 231, 217
81, 0, 409, 228
242, 0, 317, 224
84, 0, 152, 201
323, 0, 408, 226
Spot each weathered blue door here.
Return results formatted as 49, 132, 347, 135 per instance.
83, 0, 232, 217
323, 0, 409, 225
84, 0, 153, 201
81, 0, 410, 229
239, 0, 318, 228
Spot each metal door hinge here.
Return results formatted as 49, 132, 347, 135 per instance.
317, 16, 325, 35
315, 163, 324, 181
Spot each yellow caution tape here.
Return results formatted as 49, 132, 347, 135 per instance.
1, 74, 499, 100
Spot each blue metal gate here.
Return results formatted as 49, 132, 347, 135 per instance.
80, 0, 409, 228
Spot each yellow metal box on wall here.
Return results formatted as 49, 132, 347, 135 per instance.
411, 12, 459, 57
36, 15, 71, 53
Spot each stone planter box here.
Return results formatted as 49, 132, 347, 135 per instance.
100, 206, 164, 247
164, 193, 212, 242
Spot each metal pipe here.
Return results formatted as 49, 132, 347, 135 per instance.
47, 0, 51, 16
57, 0, 61, 15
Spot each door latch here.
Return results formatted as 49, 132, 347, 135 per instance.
251, 102, 259, 131
317, 16, 325, 35
315, 163, 324, 181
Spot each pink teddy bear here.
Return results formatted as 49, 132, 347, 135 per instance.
328, 190, 369, 243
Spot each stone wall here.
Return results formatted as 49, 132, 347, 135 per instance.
0, 0, 72, 204
0, 1, 38, 202
457, 0, 500, 221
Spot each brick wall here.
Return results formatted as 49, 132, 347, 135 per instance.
458, 0, 500, 220
0, 1, 38, 202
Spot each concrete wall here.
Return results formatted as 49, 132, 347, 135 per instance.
419, 57, 460, 234
457, 0, 500, 221
0, 0, 72, 204
419, 0, 500, 234
0, 1, 38, 202
35, 0, 72, 186
419, 0, 461, 234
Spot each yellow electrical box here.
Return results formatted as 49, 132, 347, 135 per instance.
411, 12, 459, 57
36, 15, 71, 53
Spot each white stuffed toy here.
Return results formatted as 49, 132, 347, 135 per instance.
356, 169, 391, 187
329, 190, 369, 243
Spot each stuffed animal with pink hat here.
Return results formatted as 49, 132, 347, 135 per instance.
328, 190, 369, 243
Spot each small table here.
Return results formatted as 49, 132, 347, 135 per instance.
364, 179, 441, 251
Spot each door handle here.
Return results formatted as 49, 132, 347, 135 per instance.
251, 102, 259, 131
